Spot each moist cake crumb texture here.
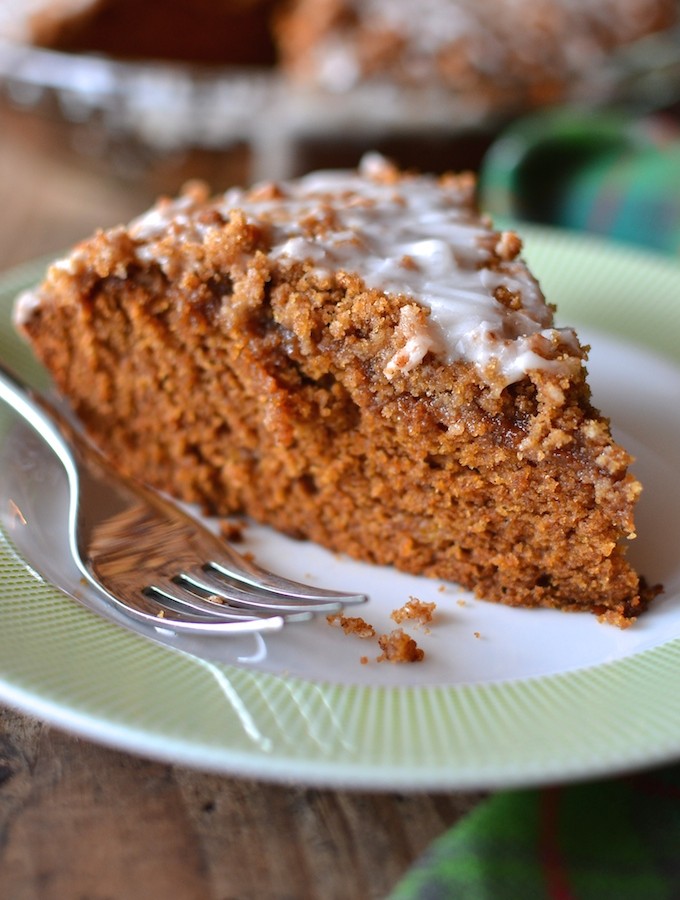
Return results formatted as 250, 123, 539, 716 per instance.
15, 154, 660, 627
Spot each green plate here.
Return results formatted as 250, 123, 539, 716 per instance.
1, 227, 680, 790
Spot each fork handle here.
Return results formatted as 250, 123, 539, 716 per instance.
0, 360, 79, 482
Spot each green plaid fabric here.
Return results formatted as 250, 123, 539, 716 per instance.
479, 108, 680, 255
392, 768, 680, 899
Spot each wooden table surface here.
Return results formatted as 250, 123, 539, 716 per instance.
0, 107, 485, 899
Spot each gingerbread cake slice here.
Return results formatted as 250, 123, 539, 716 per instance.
14, 154, 656, 625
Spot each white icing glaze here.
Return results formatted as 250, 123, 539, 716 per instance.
383, 304, 437, 380
12, 289, 42, 327
128, 154, 581, 385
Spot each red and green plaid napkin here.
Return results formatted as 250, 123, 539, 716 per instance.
392, 767, 680, 898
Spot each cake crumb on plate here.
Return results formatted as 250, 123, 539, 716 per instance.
327, 614, 377, 639
377, 628, 425, 663
391, 596, 436, 628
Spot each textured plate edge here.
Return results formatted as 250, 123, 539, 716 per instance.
3, 638, 680, 792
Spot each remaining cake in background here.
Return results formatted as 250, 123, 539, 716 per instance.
14, 154, 658, 625
0, 0, 676, 109
276, 0, 676, 106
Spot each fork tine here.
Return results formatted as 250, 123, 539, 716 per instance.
180, 565, 349, 614
104, 584, 287, 635
207, 556, 368, 605
145, 576, 314, 623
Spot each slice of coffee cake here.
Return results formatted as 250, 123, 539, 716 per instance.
15, 154, 656, 625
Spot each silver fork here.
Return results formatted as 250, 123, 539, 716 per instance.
0, 361, 367, 636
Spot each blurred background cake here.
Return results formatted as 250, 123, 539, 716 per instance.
276, 0, 676, 104
3, 0, 675, 87
0, 0, 678, 201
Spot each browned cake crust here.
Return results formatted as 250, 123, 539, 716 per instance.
15, 164, 657, 626
25, 0, 279, 66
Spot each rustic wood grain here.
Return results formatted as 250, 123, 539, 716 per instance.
0, 708, 210, 900
0, 107, 486, 899
0, 707, 484, 900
